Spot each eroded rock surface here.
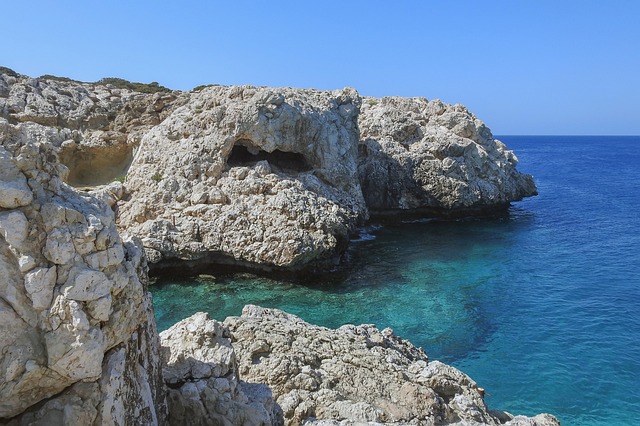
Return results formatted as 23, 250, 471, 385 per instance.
0, 70, 185, 188
162, 306, 559, 426
160, 312, 282, 425
0, 118, 166, 423
1, 68, 552, 425
118, 85, 366, 270
358, 97, 537, 213
1, 69, 537, 272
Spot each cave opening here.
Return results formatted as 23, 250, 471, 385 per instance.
227, 140, 312, 173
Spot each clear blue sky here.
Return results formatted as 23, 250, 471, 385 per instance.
3, 1, 639, 135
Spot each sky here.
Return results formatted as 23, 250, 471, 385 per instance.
3, 1, 639, 135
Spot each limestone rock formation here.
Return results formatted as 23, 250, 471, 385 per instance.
0, 69, 185, 188
1, 68, 538, 271
1, 68, 552, 425
118, 85, 366, 269
162, 306, 559, 426
0, 118, 166, 423
160, 312, 282, 425
358, 97, 537, 214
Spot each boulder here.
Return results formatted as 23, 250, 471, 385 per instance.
160, 312, 282, 425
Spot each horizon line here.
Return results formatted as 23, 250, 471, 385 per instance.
496, 134, 640, 137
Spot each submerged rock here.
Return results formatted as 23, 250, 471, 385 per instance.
0, 119, 166, 423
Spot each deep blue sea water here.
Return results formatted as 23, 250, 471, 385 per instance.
151, 136, 640, 425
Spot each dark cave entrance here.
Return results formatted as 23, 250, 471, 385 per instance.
227, 140, 312, 173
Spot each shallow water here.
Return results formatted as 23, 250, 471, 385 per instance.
151, 136, 640, 425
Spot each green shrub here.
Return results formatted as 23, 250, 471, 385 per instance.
151, 172, 163, 182
96, 77, 172, 93
192, 84, 215, 92
39, 74, 79, 83
1, 67, 173, 94
0, 66, 18, 77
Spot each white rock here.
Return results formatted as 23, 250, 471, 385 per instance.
160, 312, 280, 425
0, 210, 29, 250
221, 305, 559, 426
0, 147, 33, 208
18, 255, 37, 272
4, 70, 537, 272
358, 96, 537, 212
118, 85, 366, 269
0, 110, 167, 422
85, 245, 125, 269
86, 294, 112, 322
62, 266, 110, 301
1, 68, 549, 425
45, 298, 105, 380
44, 227, 76, 264
24, 266, 57, 310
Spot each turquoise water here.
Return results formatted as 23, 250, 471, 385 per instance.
151, 136, 640, 425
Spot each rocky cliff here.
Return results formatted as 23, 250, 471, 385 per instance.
1, 68, 536, 272
0, 118, 165, 423
358, 97, 536, 214
118, 85, 367, 270
1, 68, 553, 425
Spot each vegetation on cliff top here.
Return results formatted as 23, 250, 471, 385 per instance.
1, 66, 172, 94
38, 74, 77, 83
192, 84, 216, 92
95, 77, 172, 93
0, 66, 19, 77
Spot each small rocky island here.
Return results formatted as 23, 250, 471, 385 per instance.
0, 68, 556, 425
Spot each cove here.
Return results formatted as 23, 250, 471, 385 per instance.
152, 217, 512, 364
151, 136, 640, 425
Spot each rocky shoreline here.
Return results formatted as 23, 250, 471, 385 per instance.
0, 68, 556, 425
161, 307, 558, 426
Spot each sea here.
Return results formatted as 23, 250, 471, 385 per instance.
151, 136, 640, 426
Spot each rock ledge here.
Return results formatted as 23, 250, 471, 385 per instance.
160, 306, 560, 426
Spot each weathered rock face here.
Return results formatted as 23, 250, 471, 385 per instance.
118, 85, 366, 269
160, 312, 282, 425
0, 70, 185, 188
1, 68, 552, 424
163, 306, 559, 426
1, 69, 538, 271
358, 97, 537, 213
0, 119, 166, 423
